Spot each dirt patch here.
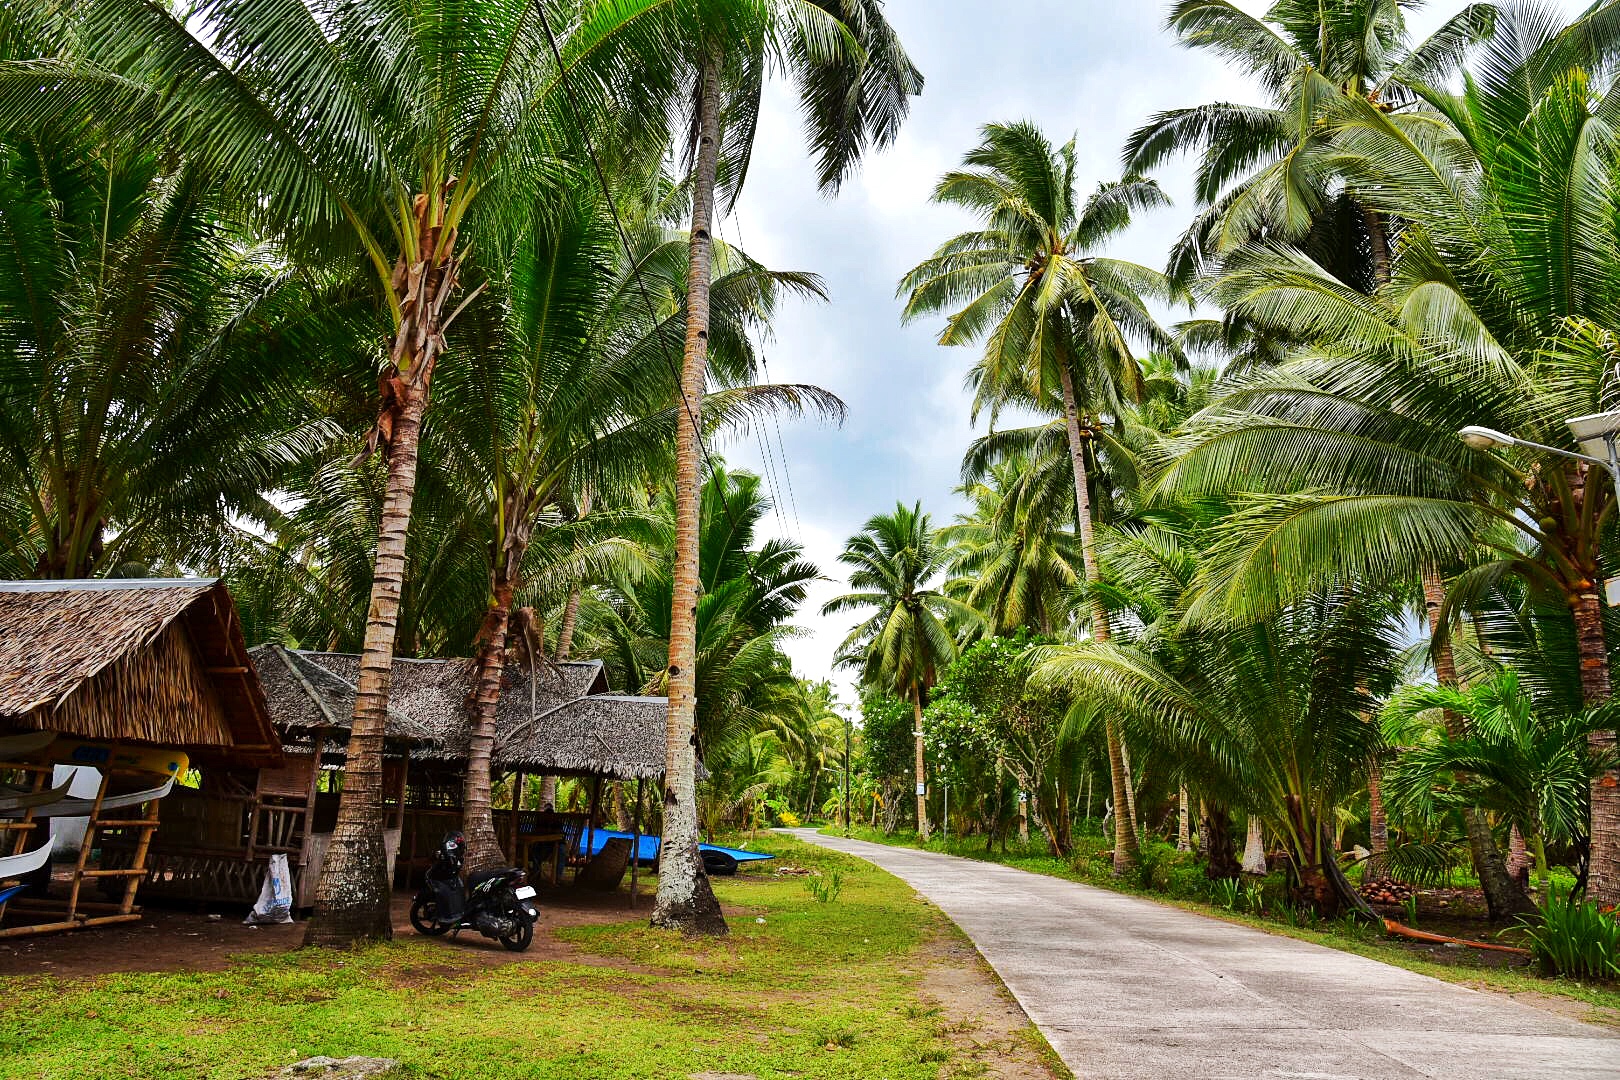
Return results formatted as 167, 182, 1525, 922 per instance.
1481, 986, 1620, 1029
914, 933, 1070, 1079
0, 882, 650, 979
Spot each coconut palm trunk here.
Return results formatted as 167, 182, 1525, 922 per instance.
556, 588, 583, 659
1570, 587, 1620, 906
1367, 761, 1388, 856
306, 199, 463, 947
913, 690, 929, 840
461, 575, 518, 871
1058, 362, 1138, 872
1177, 787, 1191, 853
1421, 568, 1536, 919
652, 49, 728, 937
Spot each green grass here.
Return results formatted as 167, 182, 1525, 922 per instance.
0, 835, 1012, 1080
827, 824, 1620, 1020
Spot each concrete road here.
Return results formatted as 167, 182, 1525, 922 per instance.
791, 830, 1620, 1080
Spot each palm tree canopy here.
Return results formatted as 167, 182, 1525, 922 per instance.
900, 120, 1182, 426
824, 501, 980, 699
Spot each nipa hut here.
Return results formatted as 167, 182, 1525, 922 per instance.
0, 579, 280, 937
196, 648, 674, 903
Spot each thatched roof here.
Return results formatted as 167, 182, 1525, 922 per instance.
248, 644, 437, 746
500, 695, 675, 781
0, 579, 281, 766
261, 650, 673, 780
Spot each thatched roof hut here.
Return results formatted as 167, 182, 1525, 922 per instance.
257, 650, 673, 781
499, 694, 673, 781
248, 644, 436, 747
0, 579, 281, 766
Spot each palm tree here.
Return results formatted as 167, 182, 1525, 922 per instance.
940, 454, 1081, 638
582, 465, 826, 764
5, 0, 725, 944
1382, 670, 1610, 898
435, 180, 832, 869
1154, 5, 1620, 905
824, 503, 980, 840
0, 131, 336, 580
899, 121, 1182, 872
1036, 589, 1402, 913
1124, 0, 1496, 282
650, 0, 921, 937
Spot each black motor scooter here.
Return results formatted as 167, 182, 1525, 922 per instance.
409, 831, 538, 951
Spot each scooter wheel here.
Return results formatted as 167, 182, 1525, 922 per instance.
410, 896, 450, 936
498, 911, 534, 952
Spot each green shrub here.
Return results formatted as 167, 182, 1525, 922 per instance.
803, 869, 844, 904
1519, 890, 1620, 980
1167, 864, 1210, 900
1212, 877, 1241, 911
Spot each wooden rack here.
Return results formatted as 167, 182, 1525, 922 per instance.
0, 766, 164, 939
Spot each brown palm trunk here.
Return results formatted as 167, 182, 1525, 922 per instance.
305, 193, 465, 948
1422, 567, 1536, 919
461, 575, 519, 872
1201, 802, 1239, 880
556, 588, 583, 660
1367, 759, 1388, 856
1177, 786, 1191, 853
1363, 206, 1391, 293
1571, 587, 1620, 906
912, 690, 930, 840
651, 48, 727, 937
1058, 363, 1138, 872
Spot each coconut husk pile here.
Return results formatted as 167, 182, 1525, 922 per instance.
1359, 878, 1417, 905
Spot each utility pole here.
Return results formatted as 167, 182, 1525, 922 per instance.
843, 714, 852, 836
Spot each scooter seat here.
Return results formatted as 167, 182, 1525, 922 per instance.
467, 866, 519, 889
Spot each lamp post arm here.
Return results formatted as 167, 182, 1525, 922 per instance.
1494, 433, 1612, 471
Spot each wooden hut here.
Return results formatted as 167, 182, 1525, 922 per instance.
0, 579, 281, 936
252, 651, 672, 890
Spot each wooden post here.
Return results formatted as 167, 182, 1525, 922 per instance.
582, 775, 601, 881
509, 769, 525, 859
115, 797, 161, 915
392, 750, 409, 830
297, 731, 325, 903
630, 778, 643, 909
65, 770, 111, 922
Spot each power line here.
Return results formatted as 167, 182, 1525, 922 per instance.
727, 209, 806, 543
534, 4, 745, 539
714, 208, 794, 542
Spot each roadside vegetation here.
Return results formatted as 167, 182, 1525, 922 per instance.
823, 824, 1620, 1021
809, 0, 1620, 1000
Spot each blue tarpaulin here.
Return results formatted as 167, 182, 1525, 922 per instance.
574, 829, 774, 867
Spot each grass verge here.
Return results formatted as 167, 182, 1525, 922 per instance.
0, 834, 1056, 1079
822, 823, 1620, 1022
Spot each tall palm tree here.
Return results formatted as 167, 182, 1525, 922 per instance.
650, 0, 921, 936
1155, 5, 1620, 905
3, 0, 717, 944
899, 121, 1182, 872
1124, 0, 1496, 281
824, 503, 980, 840
435, 183, 832, 869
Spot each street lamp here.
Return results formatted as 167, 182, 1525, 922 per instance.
843, 712, 852, 837
1459, 409, 1620, 600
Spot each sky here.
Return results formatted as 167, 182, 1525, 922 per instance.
711, 1, 1580, 708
